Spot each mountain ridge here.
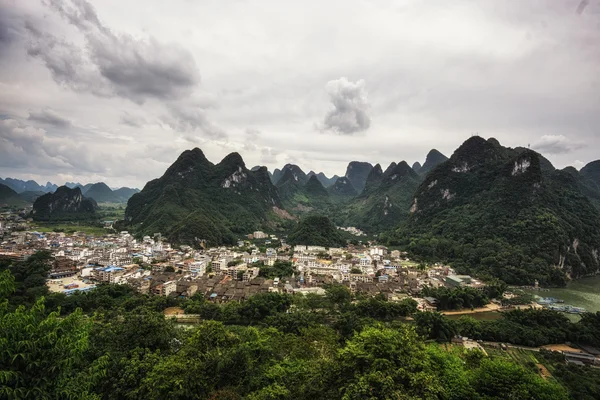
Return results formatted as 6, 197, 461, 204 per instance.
386, 136, 600, 286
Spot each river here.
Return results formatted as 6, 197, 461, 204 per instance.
523, 274, 600, 320
445, 275, 600, 322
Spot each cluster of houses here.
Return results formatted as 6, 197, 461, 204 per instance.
336, 226, 366, 236
0, 211, 485, 307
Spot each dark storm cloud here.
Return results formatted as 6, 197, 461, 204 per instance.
321, 77, 371, 134
28, 108, 72, 128
532, 135, 584, 155
28, 0, 201, 103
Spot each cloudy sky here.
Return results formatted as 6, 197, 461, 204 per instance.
0, 0, 598, 188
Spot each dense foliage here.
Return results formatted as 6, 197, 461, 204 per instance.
0, 183, 23, 206
538, 350, 600, 400
276, 170, 339, 214
416, 309, 600, 348
257, 260, 295, 279
287, 215, 346, 247
3, 255, 600, 399
384, 137, 600, 286
421, 286, 489, 310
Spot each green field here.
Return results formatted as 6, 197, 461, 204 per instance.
484, 346, 557, 379
31, 223, 109, 236
97, 203, 126, 220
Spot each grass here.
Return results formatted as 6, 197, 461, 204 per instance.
97, 203, 126, 220
32, 223, 109, 236
483, 346, 558, 381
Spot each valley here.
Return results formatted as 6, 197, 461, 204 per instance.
4, 135, 600, 287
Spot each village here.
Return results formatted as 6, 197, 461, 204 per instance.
0, 212, 491, 313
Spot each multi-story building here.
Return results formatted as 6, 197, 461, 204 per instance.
163, 280, 177, 297
92, 266, 125, 283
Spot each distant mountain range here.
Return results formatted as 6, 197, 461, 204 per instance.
0, 177, 139, 204
0, 178, 58, 193
6, 138, 600, 286
122, 146, 454, 243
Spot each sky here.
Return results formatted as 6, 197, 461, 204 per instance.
0, 0, 598, 189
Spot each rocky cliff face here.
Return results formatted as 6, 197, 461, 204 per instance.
32, 186, 98, 221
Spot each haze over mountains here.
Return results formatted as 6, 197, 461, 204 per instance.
0, 177, 139, 204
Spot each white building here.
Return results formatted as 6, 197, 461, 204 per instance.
359, 256, 372, 267
163, 280, 177, 297
253, 231, 268, 239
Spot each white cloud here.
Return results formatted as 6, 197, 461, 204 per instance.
532, 135, 584, 155
320, 77, 371, 134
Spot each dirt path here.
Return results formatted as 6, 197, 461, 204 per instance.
164, 306, 185, 315
541, 344, 582, 353
537, 363, 552, 380
440, 303, 502, 316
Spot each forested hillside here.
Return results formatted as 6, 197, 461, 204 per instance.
384, 137, 600, 286
32, 186, 98, 221
339, 161, 421, 231
124, 149, 282, 246
287, 215, 346, 247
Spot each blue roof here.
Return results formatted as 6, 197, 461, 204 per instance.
94, 266, 124, 272
64, 285, 97, 295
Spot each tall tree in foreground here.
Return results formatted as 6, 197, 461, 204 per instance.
0, 270, 99, 399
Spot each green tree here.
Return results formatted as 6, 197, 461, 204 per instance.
0, 270, 98, 399
325, 285, 352, 309
470, 358, 568, 400
413, 311, 457, 341
0, 251, 53, 308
